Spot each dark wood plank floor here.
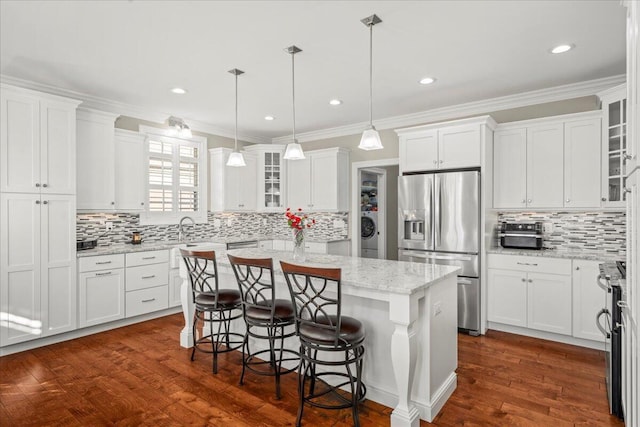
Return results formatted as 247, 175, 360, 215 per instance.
0, 314, 624, 426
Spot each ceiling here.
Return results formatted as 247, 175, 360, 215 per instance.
0, 1, 627, 142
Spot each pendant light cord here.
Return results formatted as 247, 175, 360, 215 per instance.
369, 22, 373, 127
234, 72, 238, 151
291, 51, 296, 142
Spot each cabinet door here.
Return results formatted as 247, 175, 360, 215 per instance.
286, 157, 311, 210
438, 124, 481, 169
564, 119, 601, 208
487, 268, 527, 327
238, 154, 257, 211
114, 130, 146, 211
41, 101, 76, 195
527, 272, 572, 335
258, 151, 285, 211
0, 193, 41, 347
493, 129, 527, 208
76, 110, 117, 210
399, 131, 438, 173
40, 195, 77, 337
78, 269, 125, 327
572, 260, 605, 342
310, 151, 338, 211
169, 269, 183, 308
0, 91, 40, 193
527, 124, 564, 208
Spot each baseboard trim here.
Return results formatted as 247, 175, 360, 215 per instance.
487, 322, 605, 350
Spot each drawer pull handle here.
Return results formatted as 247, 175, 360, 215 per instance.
95, 271, 112, 276
96, 261, 112, 265
142, 298, 156, 303
142, 275, 156, 279
142, 256, 156, 260
516, 262, 538, 266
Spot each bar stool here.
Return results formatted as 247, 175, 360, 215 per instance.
280, 261, 366, 427
228, 255, 299, 399
180, 249, 243, 374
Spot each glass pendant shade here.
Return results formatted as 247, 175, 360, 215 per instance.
359, 126, 383, 150
226, 151, 246, 167
283, 141, 305, 160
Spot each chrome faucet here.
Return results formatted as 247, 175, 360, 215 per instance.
178, 216, 195, 242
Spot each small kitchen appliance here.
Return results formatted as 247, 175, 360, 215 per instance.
131, 231, 142, 245
76, 238, 98, 251
499, 222, 543, 249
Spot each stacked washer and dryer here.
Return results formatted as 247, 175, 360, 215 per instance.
361, 175, 379, 259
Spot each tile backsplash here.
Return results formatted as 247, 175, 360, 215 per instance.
76, 211, 349, 246
497, 211, 626, 256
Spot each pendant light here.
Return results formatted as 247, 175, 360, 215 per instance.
283, 45, 305, 160
359, 14, 384, 151
226, 68, 246, 167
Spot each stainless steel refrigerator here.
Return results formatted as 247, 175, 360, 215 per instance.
398, 170, 480, 334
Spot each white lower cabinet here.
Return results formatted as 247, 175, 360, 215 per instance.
487, 254, 572, 336
572, 259, 606, 342
78, 254, 125, 328
271, 239, 349, 255
125, 250, 169, 317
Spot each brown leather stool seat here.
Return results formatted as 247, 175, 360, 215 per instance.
245, 299, 295, 323
298, 315, 365, 345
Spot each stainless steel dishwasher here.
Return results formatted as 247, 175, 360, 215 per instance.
226, 240, 259, 250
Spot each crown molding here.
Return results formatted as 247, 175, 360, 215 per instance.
272, 74, 625, 144
0, 74, 270, 144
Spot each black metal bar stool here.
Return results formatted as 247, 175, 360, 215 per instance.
181, 249, 243, 374
228, 254, 299, 399
280, 261, 366, 427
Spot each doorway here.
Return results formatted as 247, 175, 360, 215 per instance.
351, 158, 399, 260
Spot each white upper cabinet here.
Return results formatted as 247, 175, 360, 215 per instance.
526, 122, 564, 208
244, 145, 287, 212
209, 148, 257, 212
1, 84, 79, 195
396, 116, 495, 174
114, 129, 147, 211
493, 111, 602, 209
286, 148, 349, 212
564, 118, 602, 208
599, 85, 628, 208
76, 108, 119, 210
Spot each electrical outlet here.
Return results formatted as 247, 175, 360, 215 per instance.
434, 302, 442, 316
543, 223, 553, 234
105, 221, 113, 231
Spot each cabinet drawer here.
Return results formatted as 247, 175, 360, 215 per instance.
305, 242, 327, 254
487, 254, 571, 275
126, 263, 169, 291
78, 254, 125, 272
258, 240, 273, 250
126, 285, 169, 317
126, 250, 169, 267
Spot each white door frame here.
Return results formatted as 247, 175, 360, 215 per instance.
351, 158, 399, 258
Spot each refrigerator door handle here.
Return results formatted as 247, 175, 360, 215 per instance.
434, 176, 441, 248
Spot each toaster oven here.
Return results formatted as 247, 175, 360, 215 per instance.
499, 222, 543, 249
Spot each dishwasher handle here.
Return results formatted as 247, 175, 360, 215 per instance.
595, 308, 610, 339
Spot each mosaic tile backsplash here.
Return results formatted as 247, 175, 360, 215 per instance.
496, 211, 626, 256
76, 211, 350, 246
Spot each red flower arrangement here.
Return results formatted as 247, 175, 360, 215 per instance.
285, 207, 315, 230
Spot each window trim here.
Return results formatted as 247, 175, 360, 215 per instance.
139, 125, 208, 225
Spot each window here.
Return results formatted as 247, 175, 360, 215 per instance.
139, 127, 207, 225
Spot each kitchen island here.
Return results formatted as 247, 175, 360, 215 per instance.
178, 247, 460, 426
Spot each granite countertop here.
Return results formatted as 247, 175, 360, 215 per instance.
223, 248, 460, 295
76, 235, 351, 257
487, 247, 624, 262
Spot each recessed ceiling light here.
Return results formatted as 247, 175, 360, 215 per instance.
264, 115, 275, 121
419, 77, 436, 85
329, 99, 342, 106
171, 87, 187, 94
550, 44, 574, 54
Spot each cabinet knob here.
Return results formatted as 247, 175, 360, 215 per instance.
111, 201, 115, 205
141, 202, 144, 206
521, 278, 526, 282
602, 197, 607, 202
42, 183, 48, 188
624, 187, 632, 194
527, 199, 532, 203
528, 279, 533, 283
35, 200, 41, 204
439, 160, 443, 164
624, 153, 635, 161
566, 199, 570, 203
576, 266, 580, 271
43, 200, 48, 205
35, 183, 40, 187
521, 199, 526, 203
433, 160, 437, 165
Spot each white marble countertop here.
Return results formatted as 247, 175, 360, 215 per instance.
222, 248, 460, 296
77, 235, 350, 257
487, 247, 624, 261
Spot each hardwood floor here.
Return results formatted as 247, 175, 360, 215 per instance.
0, 314, 624, 426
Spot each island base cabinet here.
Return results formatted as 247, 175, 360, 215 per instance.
78, 269, 125, 328
487, 269, 527, 327
527, 273, 572, 335
169, 268, 182, 308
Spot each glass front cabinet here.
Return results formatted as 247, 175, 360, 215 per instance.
245, 144, 287, 212
600, 84, 628, 208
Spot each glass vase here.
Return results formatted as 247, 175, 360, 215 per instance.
292, 228, 306, 262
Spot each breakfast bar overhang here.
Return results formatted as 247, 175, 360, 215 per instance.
176, 247, 460, 426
